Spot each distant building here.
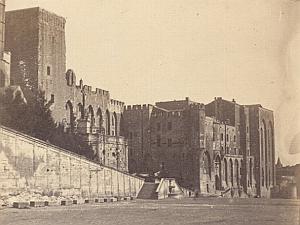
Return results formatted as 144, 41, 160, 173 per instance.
275, 159, 299, 199
124, 97, 275, 198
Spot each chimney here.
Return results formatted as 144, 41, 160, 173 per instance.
79, 79, 83, 88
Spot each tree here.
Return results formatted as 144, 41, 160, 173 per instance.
49, 125, 95, 160
0, 88, 95, 160
1, 88, 56, 141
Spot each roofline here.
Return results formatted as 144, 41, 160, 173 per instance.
6, 7, 66, 21
244, 104, 274, 113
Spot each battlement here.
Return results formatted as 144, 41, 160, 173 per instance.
151, 109, 183, 118
124, 104, 153, 111
81, 85, 110, 96
189, 103, 205, 110
110, 99, 124, 107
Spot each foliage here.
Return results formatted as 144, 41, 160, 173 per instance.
0, 88, 95, 160
49, 125, 95, 160
1, 88, 55, 140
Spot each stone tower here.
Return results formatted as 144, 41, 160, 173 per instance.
0, 0, 11, 88
5, 7, 66, 111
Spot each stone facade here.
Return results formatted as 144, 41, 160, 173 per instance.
124, 97, 274, 197
3, 6, 276, 198
247, 104, 276, 197
4, 8, 128, 172
5, 7, 66, 105
0, 0, 11, 88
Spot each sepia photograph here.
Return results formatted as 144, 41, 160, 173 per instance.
0, 0, 300, 224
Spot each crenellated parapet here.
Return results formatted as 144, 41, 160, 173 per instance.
189, 102, 205, 110
124, 104, 153, 111
151, 108, 183, 118
110, 99, 124, 107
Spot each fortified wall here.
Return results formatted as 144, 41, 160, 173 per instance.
0, 126, 144, 198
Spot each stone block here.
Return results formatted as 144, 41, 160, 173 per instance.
30, 201, 45, 207
61, 199, 73, 206
98, 198, 105, 203
12, 202, 29, 209
117, 197, 124, 201
44, 201, 59, 207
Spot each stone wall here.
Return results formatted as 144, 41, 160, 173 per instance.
249, 105, 275, 198
5, 7, 66, 104
0, 126, 144, 198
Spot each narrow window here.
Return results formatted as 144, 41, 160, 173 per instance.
50, 94, 54, 103
157, 135, 161, 147
167, 138, 172, 147
168, 122, 172, 131
47, 66, 51, 76
157, 122, 161, 131
221, 133, 224, 141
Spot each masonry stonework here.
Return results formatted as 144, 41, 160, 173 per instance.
124, 97, 274, 198
5, 8, 128, 172
2, 6, 276, 199
0, 126, 143, 198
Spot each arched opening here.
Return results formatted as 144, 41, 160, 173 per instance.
119, 113, 125, 137
263, 120, 268, 188
130, 159, 137, 173
77, 103, 84, 119
215, 155, 222, 190
235, 159, 239, 187
96, 107, 103, 132
88, 105, 95, 129
105, 110, 110, 135
65, 101, 74, 133
203, 151, 211, 179
0, 70, 5, 87
112, 112, 118, 136
249, 158, 253, 187
262, 168, 264, 186
229, 158, 233, 187
269, 122, 275, 185
224, 158, 228, 185
240, 159, 243, 187
144, 154, 152, 174
260, 127, 265, 187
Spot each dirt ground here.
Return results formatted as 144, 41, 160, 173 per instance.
0, 198, 299, 225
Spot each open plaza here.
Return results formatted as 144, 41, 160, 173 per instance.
1, 198, 299, 225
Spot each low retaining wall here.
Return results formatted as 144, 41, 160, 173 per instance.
0, 126, 144, 198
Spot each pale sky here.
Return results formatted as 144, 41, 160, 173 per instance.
6, 0, 300, 166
